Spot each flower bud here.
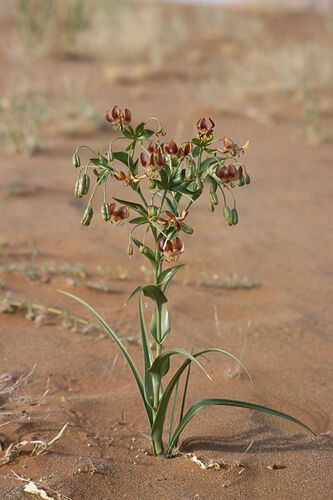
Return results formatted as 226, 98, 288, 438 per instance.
147, 205, 157, 217
245, 173, 251, 185
139, 245, 147, 255
81, 206, 93, 226
196, 178, 203, 191
101, 202, 111, 221
231, 208, 238, 225
72, 152, 80, 168
147, 179, 156, 189
127, 244, 134, 256
181, 223, 194, 234
210, 190, 218, 205
124, 108, 132, 123
74, 179, 83, 198
140, 152, 147, 167
209, 201, 215, 212
223, 206, 233, 225
79, 174, 90, 195
237, 176, 245, 187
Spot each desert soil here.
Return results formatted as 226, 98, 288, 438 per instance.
0, 8, 332, 500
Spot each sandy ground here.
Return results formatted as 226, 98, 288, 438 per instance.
0, 6, 333, 500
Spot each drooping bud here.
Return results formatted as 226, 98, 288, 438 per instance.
139, 245, 147, 255
180, 223, 194, 234
210, 190, 218, 205
245, 173, 251, 185
237, 176, 245, 187
101, 202, 111, 221
74, 179, 83, 198
79, 174, 90, 195
196, 178, 203, 191
231, 208, 238, 225
81, 206, 94, 226
147, 179, 156, 189
72, 152, 80, 168
127, 244, 134, 256
209, 201, 215, 212
223, 206, 233, 226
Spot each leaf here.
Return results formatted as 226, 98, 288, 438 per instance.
140, 129, 155, 139
142, 285, 168, 306
192, 138, 202, 146
135, 122, 145, 137
166, 197, 177, 214
139, 292, 154, 408
148, 348, 210, 379
167, 398, 315, 456
58, 290, 153, 426
123, 127, 135, 139
150, 303, 170, 343
112, 151, 133, 169
129, 216, 147, 225
151, 348, 252, 451
113, 197, 147, 215
158, 265, 183, 287
127, 285, 142, 304
199, 157, 218, 175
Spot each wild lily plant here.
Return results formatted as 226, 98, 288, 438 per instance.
62, 106, 314, 457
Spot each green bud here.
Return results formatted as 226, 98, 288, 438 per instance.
79, 174, 90, 195
147, 179, 156, 189
139, 245, 147, 255
245, 173, 251, 185
231, 207, 238, 225
237, 176, 245, 187
147, 205, 157, 217
101, 202, 111, 221
72, 152, 80, 168
81, 206, 94, 226
210, 191, 218, 205
74, 179, 83, 198
180, 222, 194, 234
196, 178, 203, 191
223, 206, 233, 225
127, 244, 134, 256
209, 201, 215, 212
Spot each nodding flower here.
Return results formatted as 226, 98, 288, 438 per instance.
158, 237, 184, 262
163, 140, 179, 155
105, 105, 132, 130
178, 142, 192, 157
147, 141, 161, 154
114, 170, 146, 186
216, 163, 243, 183
218, 137, 250, 157
109, 202, 130, 224
196, 117, 215, 144
140, 151, 164, 179
157, 210, 188, 232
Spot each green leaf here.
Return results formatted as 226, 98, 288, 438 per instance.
127, 285, 142, 304
142, 285, 168, 306
192, 138, 202, 146
113, 197, 147, 215
158, 265, 183, 287
166, 398, 315, 456
140, 129, 155, 139
139, 292, 154, 408
166, 197, 177, 214
199, 157, 218, 175
129, 216, 147, 225
151, 348, 252, 450
123, 127, 135, 139
126, 140, 136, 152
150, 303, 170, 343
135, 122, 145, 137
192, 146, 200, 157
58, 290, 153, 426
148, 348, 210, 379
111, 151, 134, 171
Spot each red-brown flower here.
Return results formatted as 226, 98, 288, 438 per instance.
163, 140, 179, 155
197, 117, 215, 143
158, 237, 184, 262
218, 137, 250, 157
140, 151, 164, 179
105, 105, 132, 130
114, 170, 146, 186
216, 163, 243, 183
157, 210, 188, 232
109, 202, 130, 224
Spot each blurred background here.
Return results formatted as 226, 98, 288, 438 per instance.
0, 0, 332, 156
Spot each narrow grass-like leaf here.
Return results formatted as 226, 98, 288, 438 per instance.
148, 348, 211, 379
167, 398, 315, 456
158, 265, 184, 287
150, 303, 170, 343
139, 292, 154, 408
113, 197, 147, 214
151, 348, 251, 451
131, 237, 156, 264
126, 285, 143, 304
58, 290, 153, 426
129, 217, 147, 225
168, 379, 179, 447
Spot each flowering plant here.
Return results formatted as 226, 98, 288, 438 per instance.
62, 106, 313, 457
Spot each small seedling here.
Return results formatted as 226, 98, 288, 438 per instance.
63, 106, 314, 457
